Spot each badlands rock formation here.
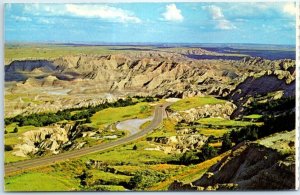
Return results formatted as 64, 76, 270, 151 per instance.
169, 102, 236, 123
5, 52, 295, 117
169, 130, 295, 190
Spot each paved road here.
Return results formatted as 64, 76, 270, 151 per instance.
5, 102, 172, 176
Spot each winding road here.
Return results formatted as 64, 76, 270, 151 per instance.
5, 102, 172, 176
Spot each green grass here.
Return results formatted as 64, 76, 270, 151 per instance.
90, 102, 153, 128
197, 117, 263, 127
86, 170, 131, 185
258, 130, 295, 155
5, 124, 39, 163
170, 97, 226, 111
5, 172, 79, 191
4, 44, 158, 64
5, 152, 30, 164
197, 128, 229, 137
5, 44, 121, 64
146, 119, 177, 138
5, 124, 38, 146
88, 185, 127, 191
179, 167, 207, 184
244, 114, 263, 119
81, 141, 177, 166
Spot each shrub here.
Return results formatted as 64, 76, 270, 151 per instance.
13, 127, 18, 133
128, 170, 166, 190
197, 143, 218, 162
132, 145, 138, 150
221, 133, 232, 152
5, 145, 13, 151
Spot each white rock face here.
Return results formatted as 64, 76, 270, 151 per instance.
13, 125, 69, 157
151, 134, 209, 154
170, 102, 236, 123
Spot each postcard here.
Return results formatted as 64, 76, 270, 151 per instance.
3, 2, 297, 191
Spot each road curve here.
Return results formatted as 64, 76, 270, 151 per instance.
5, 102, 172, 176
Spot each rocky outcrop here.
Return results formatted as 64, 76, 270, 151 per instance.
147, 135, 208, 154
5, 53, 295, 118
169, 102, 236, 123
12, 122, 98, 157
169, 130, 295, 190
228, 74, 295, 118
13, 125, 69, 157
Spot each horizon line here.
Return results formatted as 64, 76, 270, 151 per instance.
4, 41, 296, 47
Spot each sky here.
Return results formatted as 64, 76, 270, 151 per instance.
4, 2, 297, 45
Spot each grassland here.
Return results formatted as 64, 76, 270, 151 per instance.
80, 141, 177, 165
4, 44, 160, 64
5, 172, 79, 191
3, 95, 266, 191
148, 151, 231, 190
170, 97, 226, 111
244, 114, 263, 119
90, 102, 154, 129
5, 44, 120, 64
5, 123, 39, 163
197, 128, 229, 137
197, 117, 263, 127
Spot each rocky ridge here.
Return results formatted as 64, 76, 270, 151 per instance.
169, 102, 236, 123
168, 130, 295, 190
5, 54, 295, 116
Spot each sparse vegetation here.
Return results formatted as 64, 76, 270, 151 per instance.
170, 97, 226, 111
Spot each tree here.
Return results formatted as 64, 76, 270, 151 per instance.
221, 133, 232, 152
133, 145, 138, 150
85, 117, 91, 123
128, 170, 166, 189
179, 151, 198, 165
197, 143, 217, 162
13, 127, 18, 133
5, 145, 13, 151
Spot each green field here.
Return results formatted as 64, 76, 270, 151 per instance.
90, 102, 154, 128
4, 124, 40, 163
244, 114, 263, 119
197, 117, 263, 127
3, 95, 268, 191
5, 44, 117, 64
170, 97, 226, 111
197, 128, 229, 137
5, 172, 79, 191
5, 44, 157, 64
80, 141, 177, 165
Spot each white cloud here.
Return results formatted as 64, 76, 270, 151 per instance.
283, 2, 296, 15
12, 16, 32, 22
65, 4, 141, 23
38, 18, 55, 24
23, 4, 141, 23
162, 4, 184, 22
216, 19, 236, 30
204, 5, 236, 30
208, 5, 224, 20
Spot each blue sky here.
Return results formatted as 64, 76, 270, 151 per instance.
4, 2, 296, 45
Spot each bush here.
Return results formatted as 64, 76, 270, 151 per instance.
197, 143, 218, 162
179, 151, 199, 165
128, 170, 166, 190
13, 127, 18, 133
132, 145, 138, 150
221, 133, 232, 152
5, 145, 13, 151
